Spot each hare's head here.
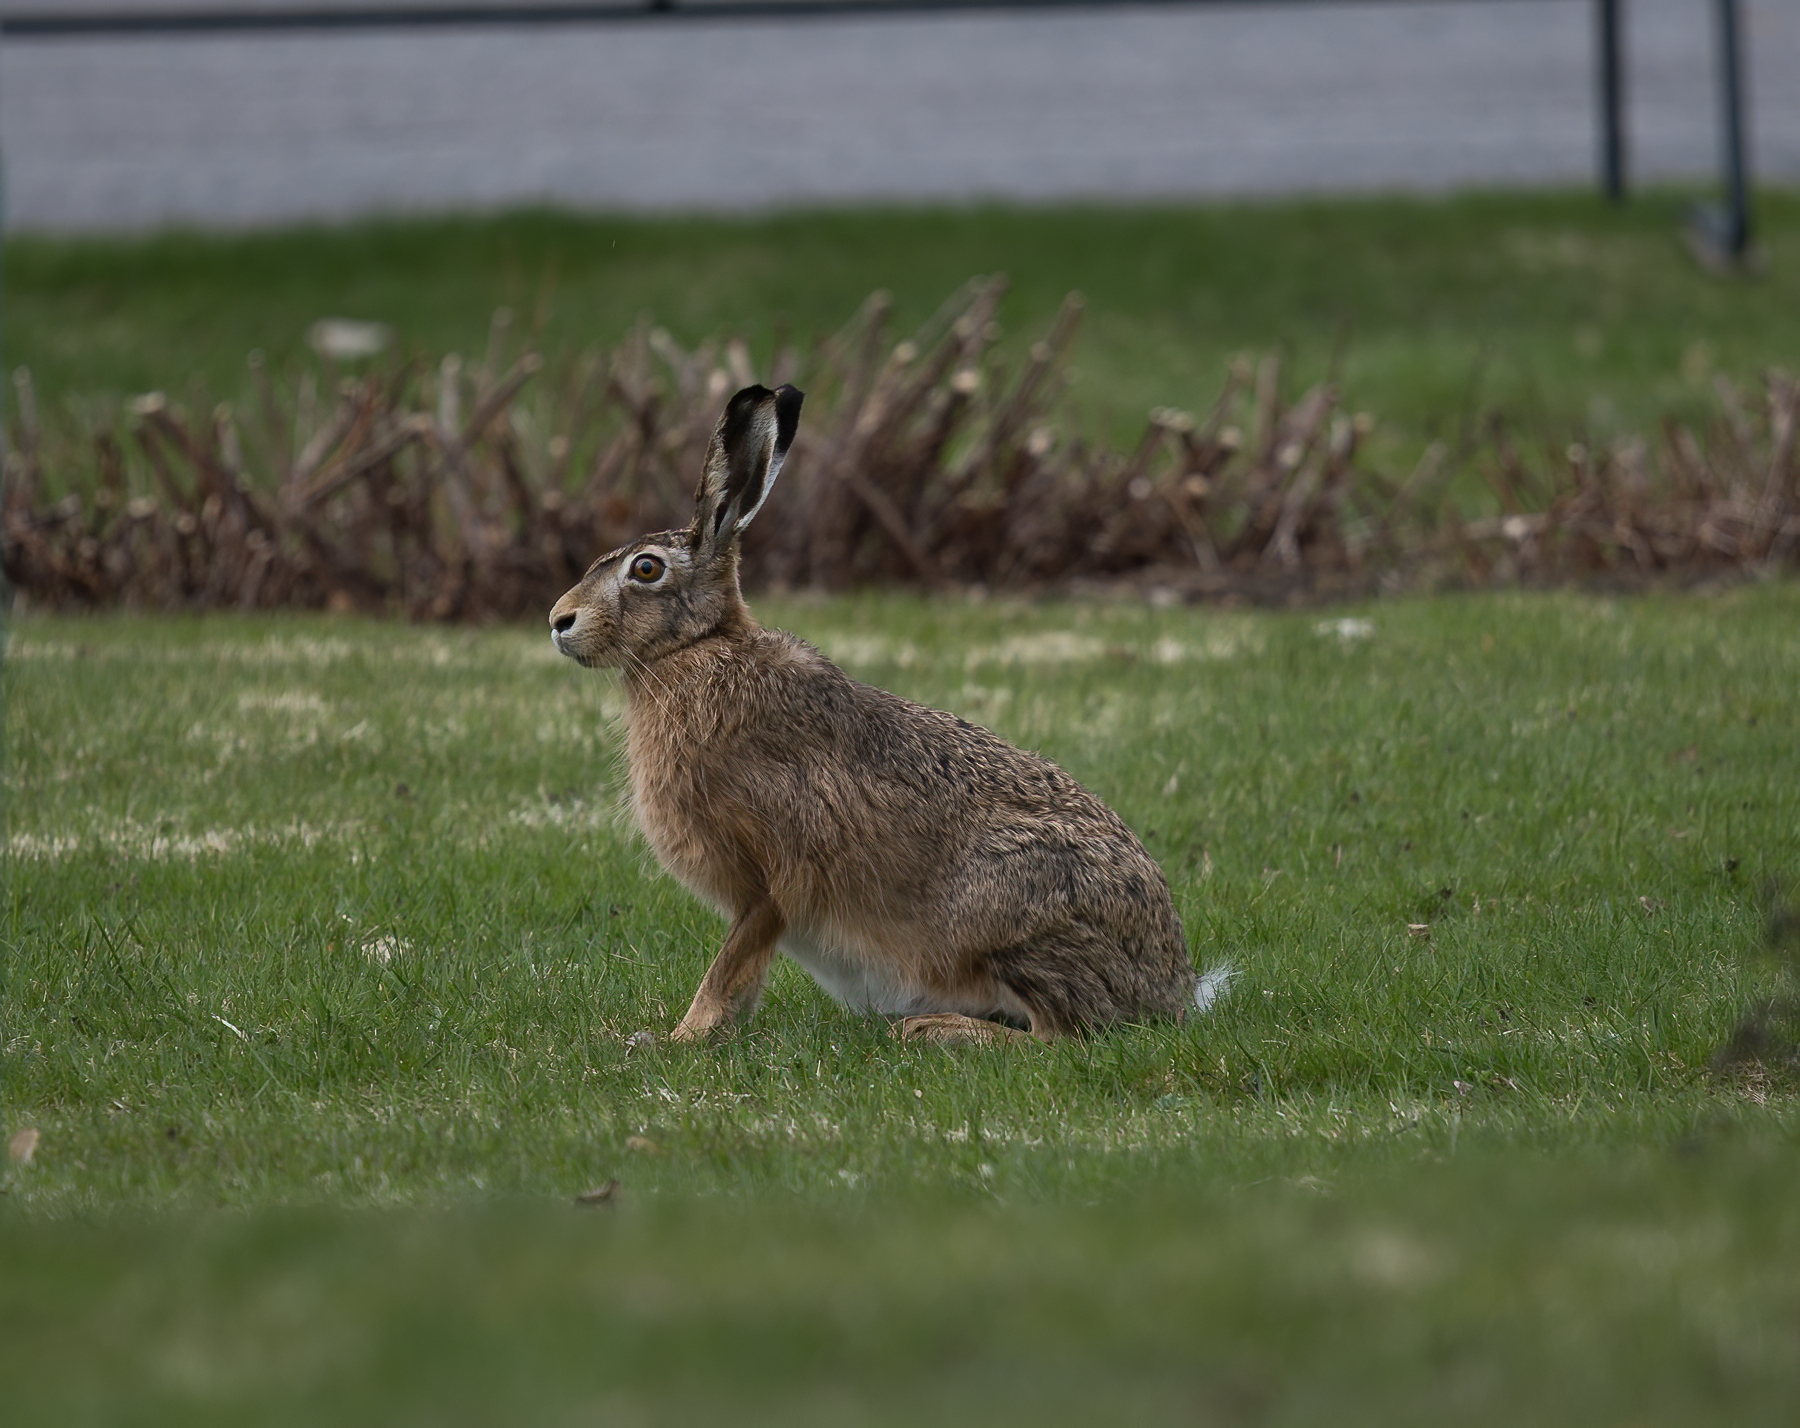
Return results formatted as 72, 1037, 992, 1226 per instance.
549, 384, 802, 669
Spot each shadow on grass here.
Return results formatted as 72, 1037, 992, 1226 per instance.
1710, 890, 1800, 1094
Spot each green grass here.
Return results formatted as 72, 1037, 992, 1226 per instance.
5, 1152, 1800, 1427
9, 189, 1799, 458
4, 587, 1799, 1421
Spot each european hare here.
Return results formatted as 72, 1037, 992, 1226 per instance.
549, 384, 1226, 1045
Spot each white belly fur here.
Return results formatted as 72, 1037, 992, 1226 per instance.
777, 928, 1032, 1023
778, 929, 941, 1016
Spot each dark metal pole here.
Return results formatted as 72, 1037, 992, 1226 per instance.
1596, 0, 1625, 201
1715, 0, 1750, 256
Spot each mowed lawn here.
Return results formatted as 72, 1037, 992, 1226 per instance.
4, 585, 1799, 1423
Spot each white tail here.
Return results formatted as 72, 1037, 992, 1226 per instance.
1193, 964, 1236, 1013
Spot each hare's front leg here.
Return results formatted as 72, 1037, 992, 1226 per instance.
671, 899, 786, 1042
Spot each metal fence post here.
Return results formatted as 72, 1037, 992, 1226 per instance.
1686, 0, 1753, 264
1597, 0, 1626, 201
1714, 0, 1751, 256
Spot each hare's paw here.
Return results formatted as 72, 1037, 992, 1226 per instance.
669, 1015, 724, 1044
892, 1014, 1038, 1048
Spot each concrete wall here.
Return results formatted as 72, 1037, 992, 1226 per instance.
4, 0, 1796, 231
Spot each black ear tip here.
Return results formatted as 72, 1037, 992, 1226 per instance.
724, 383, 774, 418
717, 384, 773, 451
773, 385, 804, 453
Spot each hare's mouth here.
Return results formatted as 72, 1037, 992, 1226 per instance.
550, 629, 595, 667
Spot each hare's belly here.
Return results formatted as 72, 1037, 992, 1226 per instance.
779, 930, 932, 1014
778, 928, 1029, 1022
775, 930, 940, 1016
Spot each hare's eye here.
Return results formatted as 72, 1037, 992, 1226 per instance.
628, 553, 666, 584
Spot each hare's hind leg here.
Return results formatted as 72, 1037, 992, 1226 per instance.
671, 899, 786, 1043
984, 926, 1185, 1037
891, 926, 1142, 1045
892, 1014, 1037, 1048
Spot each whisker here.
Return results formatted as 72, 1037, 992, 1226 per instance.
621, 648, 678, 727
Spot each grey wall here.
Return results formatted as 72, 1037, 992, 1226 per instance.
4, 0, 1796, 231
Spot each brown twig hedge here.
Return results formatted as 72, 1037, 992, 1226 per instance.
4, 278, 1797, 618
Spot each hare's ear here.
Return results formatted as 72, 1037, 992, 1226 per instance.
690, 384, 803, 559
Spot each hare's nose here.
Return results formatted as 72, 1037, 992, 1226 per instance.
552, 612, 577, 634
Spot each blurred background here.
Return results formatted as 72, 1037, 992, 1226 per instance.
4, 0, 1797, 230
5, 1, 1799, 614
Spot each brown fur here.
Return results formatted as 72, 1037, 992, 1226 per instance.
549, 385, 1203, 1043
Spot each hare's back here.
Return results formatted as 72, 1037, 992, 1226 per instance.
746, 637, 1166, 915
764, 636, 1111, 820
